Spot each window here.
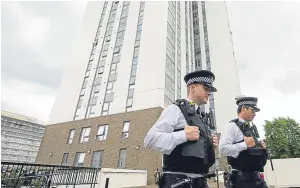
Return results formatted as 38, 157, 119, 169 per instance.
111, 69, 117, 74
102, 51, 108, 57
94, 77, 102, 86
139, 10, 144, 17
134, 40, 140, 47
67, 129, 75, 144
103, 103, 109, 111
129, 84, 135, 89
118, 24, 126, 31
61, 153, 69, 166
87, 64, 92, 71
115, 38, 123, 47
74, 152, 85, 167
108, 73, 117, 82
132, 57, 138, 65
91, 151, 104, 168
128, 89, 134, 98
79, 127, 91, 143
77, 98, 83, 109
121, 12, 128, 19
121, 121, 130, 139
90, 106, 96, 114
126, 98, 133, 107
165, 74, 173, 91
89, 96, 97, 106
94, 85, 101, 93
136, 32, 141, 40
80, 89, 85, 96
117, 149, 127, 168
85, 71, 90, 77
131, 67, 137, 76
98, 67, 104, 74
107, 82, 114, 91
133, 48, 139, 57
103, 44, 109, 50
96, 125, 108, 141
111, 63, 117, 71
99, 60, 106, 67
82, 78, 88, 89
90, 54, 94, 61
117, 31, 124, 38
129, 76, 136, 85
105, 93, 114, 102
105, 36, 111, 42
112, 55, 121, 63
138, 18, 143, 25
114, 46, 121, 54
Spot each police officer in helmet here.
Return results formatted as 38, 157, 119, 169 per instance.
144, 70, 219, 188
219, 96, 268, 188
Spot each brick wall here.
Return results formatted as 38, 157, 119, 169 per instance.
36, 107, 164, 184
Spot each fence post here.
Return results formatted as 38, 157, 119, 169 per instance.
49, 166, 55, 186
105, 178, 109, 188
14, 164, 24, 187
46, 177, 52, 188
73, 171, 79, 188
90, 169, 96, 188
216, 169, 219, 188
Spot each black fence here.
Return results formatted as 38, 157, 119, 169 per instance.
1, 162, 99, 188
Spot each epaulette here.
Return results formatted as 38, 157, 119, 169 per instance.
229, 118, 239, 123
173, 99, 196, 116
173, 99, 188, 106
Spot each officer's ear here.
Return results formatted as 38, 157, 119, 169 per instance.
187, 84, 195, 95
187, 85, 192, 95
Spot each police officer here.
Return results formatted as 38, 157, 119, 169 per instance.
144, 70, 219, 188
219, 96, 268, 188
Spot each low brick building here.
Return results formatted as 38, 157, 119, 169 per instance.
36, 107, 163, 184
36, 107, 227, 185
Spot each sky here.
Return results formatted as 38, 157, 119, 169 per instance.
1, 1, 300, 136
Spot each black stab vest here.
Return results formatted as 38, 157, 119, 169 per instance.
227, 119, 268, 172
163, 99, 215, 174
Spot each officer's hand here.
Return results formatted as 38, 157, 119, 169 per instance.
184, 126, 200, 141
260, 141, 267, 149
244, 136, 255, 147
211, 135, 219, 148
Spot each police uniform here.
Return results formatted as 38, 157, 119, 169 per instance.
144, 70, 217, 188
219, 97, 268, 188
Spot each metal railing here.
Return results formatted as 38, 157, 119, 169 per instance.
1, 162, 99, 188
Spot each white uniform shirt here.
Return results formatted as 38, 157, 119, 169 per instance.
144, 99, 199, 155
219, 118, 248, 158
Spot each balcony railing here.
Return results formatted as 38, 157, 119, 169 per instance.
1, 162, 99, 188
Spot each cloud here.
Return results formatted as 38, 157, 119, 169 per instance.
1, 1, 86, 122
226, 1, 300, 138
1, 79, 56, 124
273, 70, 300, 94
227, 1, 300, 78
2, 2, 50, 52
20, 17, 50, 52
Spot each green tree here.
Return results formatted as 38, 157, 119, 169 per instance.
264, 117, 300, 159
